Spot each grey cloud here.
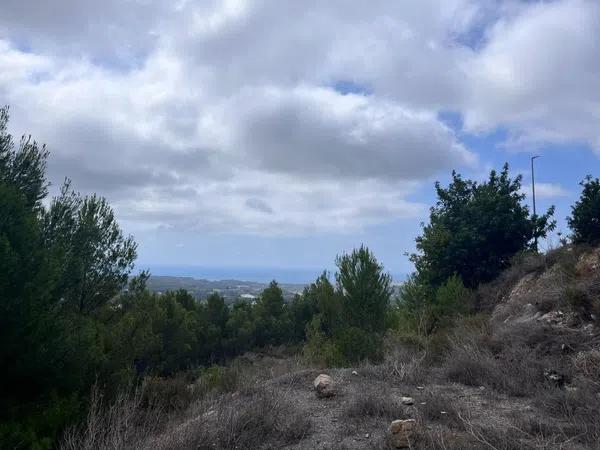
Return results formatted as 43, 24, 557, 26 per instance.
0, 0, 171, 64
245, 198, 274, 214
232, 87, 475, 180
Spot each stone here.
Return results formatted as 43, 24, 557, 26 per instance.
401, 396, 415, 405
352, 370, 358, 375
389, 419, 416, 448
544, 369, 565, 387
313, 374, 335, 398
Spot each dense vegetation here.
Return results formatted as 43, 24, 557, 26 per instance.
568, 176, 600, 245
1, 104, 599, 449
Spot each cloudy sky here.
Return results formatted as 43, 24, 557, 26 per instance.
1, 0, 598, 281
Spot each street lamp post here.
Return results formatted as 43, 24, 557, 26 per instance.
531, 155, 540, 251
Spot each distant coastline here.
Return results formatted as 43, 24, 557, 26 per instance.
137, 264, 334, 284
137, 264, 408, 285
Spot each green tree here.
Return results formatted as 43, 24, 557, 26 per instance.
44, 187, 137, 314
335, 246, 391, 334
224, 300, 256, 355
0, 106, 49, 209
254, 280, 287, 346
412, 164, 555, 289
203, 292, 230, 361
568, 176, 600, 245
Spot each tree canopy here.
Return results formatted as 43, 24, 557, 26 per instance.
411, 164, 555, 288
568, 176, 600, 245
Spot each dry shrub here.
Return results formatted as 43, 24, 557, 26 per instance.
454, 412, 536, 450
573, 349, 600, 384
534, 382, 600, 446
444, 322, 552, 397
359, 337, 427, 385
142, 375, 199, 411
345, 389, 407, 420
564, 278, 600, 322
417, 392, 462, 429
61, 385, 164, 450
65, 384, 311, 450
202, 390, 310, 449
157, 387, 311, 450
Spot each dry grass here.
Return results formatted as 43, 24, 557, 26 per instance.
345, 389, 407, 420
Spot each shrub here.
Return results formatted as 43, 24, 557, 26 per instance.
568, 175, 600, 245
334, 326, 384, 364
397, 274, 470, 335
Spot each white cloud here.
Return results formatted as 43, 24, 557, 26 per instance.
1, 0, 598, 236
521, 182, 570, 200
464, 0, 600, 153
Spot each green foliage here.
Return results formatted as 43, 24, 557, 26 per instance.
0, 106, 49, 209
568, 175, 600, 245
397, 274, 470, 335
254, 281, 289, 347
303, 317, 345, 367
336, 245, 392, 333
304, 247, 392, 365
412, 164, 555, 289
430, 275, 470, 328
44, 184, 137, 314
225, 300, 256, 355
333, 326, 383, 364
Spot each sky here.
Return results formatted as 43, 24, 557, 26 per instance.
1, 0, 598, 282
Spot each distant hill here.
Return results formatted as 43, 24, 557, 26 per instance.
145, 275, 306, 303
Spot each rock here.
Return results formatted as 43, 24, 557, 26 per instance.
365, 433, 369, 438
416, 386, 424, 390
544, 369, 565, 387
389, 419, 416, 448
401, 396, 414, 405
352, 370, 358, 375
313, 374, 335, 398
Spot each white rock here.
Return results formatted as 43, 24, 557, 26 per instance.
389, 419, 416, 448
401, 396, 415, 405
313, 374, 335, 398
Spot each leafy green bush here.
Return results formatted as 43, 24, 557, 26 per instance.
568, 175, 600, 245
397, 274, 470, 335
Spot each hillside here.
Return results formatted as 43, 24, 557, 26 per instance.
145, 275, 306, 303
64, 246, 600, 449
